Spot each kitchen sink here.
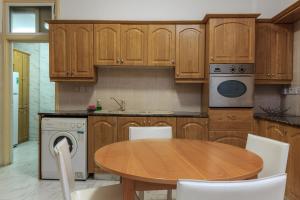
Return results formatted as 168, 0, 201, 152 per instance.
93, 110, 174, 115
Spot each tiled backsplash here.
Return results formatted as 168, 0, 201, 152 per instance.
57, 68, 202, 112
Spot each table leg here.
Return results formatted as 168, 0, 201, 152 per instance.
122, 177, 135, 200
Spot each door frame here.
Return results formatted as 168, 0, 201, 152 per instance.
0, 0, 59, 166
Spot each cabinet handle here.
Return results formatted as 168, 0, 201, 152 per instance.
211, 57, 214, 61
116, 58, 120, 64
171, 59, 175, 65
148, 120, 151, 124
121, 58, 124, 64
227, 115, 237, 120
143, 120, 146, 125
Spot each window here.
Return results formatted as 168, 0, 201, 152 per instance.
9, 5, 54, 34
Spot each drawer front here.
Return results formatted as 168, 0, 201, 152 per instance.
209, 131, 248, 148
209, 109, 253, 131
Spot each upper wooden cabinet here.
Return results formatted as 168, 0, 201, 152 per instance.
148, 25, 176, 66
256, 23, 293, 83
94, 24, 120, 65
175, 25, 205, 82
121, 25, 148, 65
49, 24, 95, 81
207, 18, 255, 63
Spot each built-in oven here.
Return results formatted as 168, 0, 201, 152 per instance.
209, 64, 254, 108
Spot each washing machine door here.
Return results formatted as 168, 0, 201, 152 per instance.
49, 132, 78, 158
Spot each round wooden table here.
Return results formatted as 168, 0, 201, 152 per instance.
95, 139, 263, 200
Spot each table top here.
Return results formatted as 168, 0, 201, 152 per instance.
95, 139, 263, 185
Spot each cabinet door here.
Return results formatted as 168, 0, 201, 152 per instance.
69, 24, 94, 78
209, 131, 248, 148
271, 24, 293, 80
255, 23, 272, 80
94, 24, 120, 65
147, 117, 177, 138
176, 25, 205, 80
121, 25, 148, 65
88, 116, 117, 173
49, 24, 69, 78
117, 117, 147, 141
286, 129, 300, 200
209, 18, 255, 63
265, 122, 288, 142
253, 119, 267, 137
177, 118, 208, 140
148, 25, 175, 66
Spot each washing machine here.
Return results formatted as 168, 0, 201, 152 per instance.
41, 117, 88, 180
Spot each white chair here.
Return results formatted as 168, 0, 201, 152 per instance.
176, 174, 287, 200
129, 126, 173, 200
54, 138, 122, 200
246, 134, 290, 178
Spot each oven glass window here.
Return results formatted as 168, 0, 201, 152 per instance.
217, 80, 247, 98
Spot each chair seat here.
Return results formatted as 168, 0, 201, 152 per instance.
71, 184, 122, 200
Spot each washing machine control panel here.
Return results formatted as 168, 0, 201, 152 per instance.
42, 118, 87, 132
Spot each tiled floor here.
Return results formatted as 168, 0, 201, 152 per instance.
0, 141, 172, 200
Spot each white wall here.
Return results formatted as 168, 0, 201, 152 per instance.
254, 0, 297, 18
60, 0, 255, 20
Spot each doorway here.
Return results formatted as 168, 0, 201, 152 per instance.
12, 42, 55, 147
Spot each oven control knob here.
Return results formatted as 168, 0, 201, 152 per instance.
239, 67, 245, 73
230, 67, 235, 73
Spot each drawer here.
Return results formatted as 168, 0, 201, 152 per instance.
209, 109, 253, 131
209, 131, 249, 148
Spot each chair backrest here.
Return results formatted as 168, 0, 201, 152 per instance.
246, 134, 290, 178
54, 138, 75, 200
129, 126, 172, 140
177, 174, 287, 200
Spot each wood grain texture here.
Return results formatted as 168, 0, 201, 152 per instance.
176, 118, 208, 140
69, 24, 94, 78
208, 18, 255, 63
88, 116, 117, 173
255, 23, 293, 83
148, 25, 175, 66
209, 131, 248, 148
94, 24, 120, 65
121, 25, 148, 65
95, 139, 263, 185
208, 108, 253, 131
175, 24, 205, 81
148, 117, 177, 138
117, 117, 147, 141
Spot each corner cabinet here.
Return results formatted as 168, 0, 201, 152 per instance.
49, 23, 95, 82
175, 25, 206, 82
255, 23, 293, 84
254, 119, 300, 200
207, 18, 255, 63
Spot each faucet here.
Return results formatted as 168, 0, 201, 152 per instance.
111, 97, 126, 111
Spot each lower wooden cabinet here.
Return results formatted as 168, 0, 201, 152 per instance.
176, 118, 208, 140
254, 119, 300, 200
88, 116, 117, 173
209, 131, 248, 148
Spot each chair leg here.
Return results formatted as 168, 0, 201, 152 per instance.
167, 189, 172, 200
138, 191, 144, 200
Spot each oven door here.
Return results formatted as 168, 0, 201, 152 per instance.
209, 74, 254, 108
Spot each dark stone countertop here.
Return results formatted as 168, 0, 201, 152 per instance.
38, 110, 208, 118
254, 113, 300, 128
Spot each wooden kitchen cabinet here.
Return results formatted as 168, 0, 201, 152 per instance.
254, 119, 300, 200
120, 25, 148, 65
88, 116, 117, 173
209, 131, 248, 148
176, 118, 208, 140
207, 18, 255, 63
117, 117, 147, 141
49, 23, 95, 81
117, 117, 176, 141
175, 25, 206, 82
94, 24, 120, 65
256, 23, 293, 83
208, 108, 253, 148
148, 25, 176, 66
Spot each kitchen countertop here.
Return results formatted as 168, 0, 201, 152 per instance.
38, 110, 208, 118
254, 113, 300, 128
